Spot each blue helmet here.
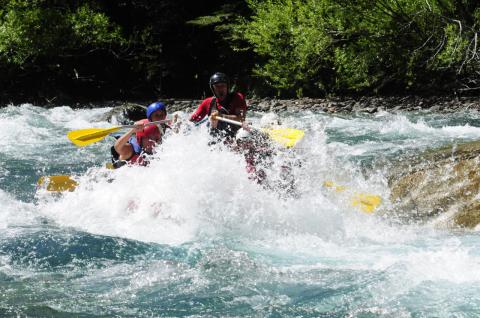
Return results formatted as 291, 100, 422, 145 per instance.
146, 102, 166, 121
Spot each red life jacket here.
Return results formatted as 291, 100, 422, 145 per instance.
111, 120, 167, 168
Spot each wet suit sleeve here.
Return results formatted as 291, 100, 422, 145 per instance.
190, 98, 211, 122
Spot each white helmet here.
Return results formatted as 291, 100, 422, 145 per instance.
235, 128, 251, 141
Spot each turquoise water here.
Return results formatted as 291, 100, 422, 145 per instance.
1, 104, 480, 317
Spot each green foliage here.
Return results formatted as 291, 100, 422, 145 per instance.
234, 0, 480, 96
69, 4, 124, 47
1, 0, 479, 102
0, 1, 124, 65
187, 12, 232, 27
0, 2, 60, 63
434, 23, 468, 67
235, 0, 333, 96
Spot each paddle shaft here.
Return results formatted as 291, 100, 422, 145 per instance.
215, 116, 305, 148
68, 119, 173, 147
122, 119, 171, 129
215, 116, 246, 128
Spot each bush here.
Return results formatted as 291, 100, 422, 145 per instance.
234, 0, 480, 96
0, 1, 124, 65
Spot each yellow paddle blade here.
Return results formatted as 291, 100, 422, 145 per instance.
37, 175, 78, 192
351, 193, 382, 213
261, 128, 305, 148
67, 126, 122, 147
323, 180, 347, 192
323, 181, 381, 213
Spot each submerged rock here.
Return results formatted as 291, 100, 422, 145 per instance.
98, 102, 146, 124
387, 140, 480, 228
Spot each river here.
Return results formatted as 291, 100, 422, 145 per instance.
1, 104, 480, 317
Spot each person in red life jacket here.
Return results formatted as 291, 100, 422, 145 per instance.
112, 102, 170, 168
189, 72, 247, 139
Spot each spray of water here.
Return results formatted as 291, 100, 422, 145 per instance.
3, 105, 480, 316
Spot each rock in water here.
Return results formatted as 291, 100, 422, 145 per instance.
388, 140, 480, 228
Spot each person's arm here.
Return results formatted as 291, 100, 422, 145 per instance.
114, 121, 144, 160
190, 99, 209, 122
211, 93, 247, 123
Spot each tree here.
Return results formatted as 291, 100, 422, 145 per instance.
233, 0, 480, 96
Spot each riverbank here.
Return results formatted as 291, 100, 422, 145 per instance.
94, 95, 480, 123
7, 95, 480, 112
5, 95, 479, 124
244, 95, 480, 113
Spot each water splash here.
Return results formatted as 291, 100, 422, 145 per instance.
2, 105, 480, 316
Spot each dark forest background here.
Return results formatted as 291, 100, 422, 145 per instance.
0, 0, 479, 105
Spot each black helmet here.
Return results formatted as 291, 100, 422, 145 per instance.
209, 72, 229, 96
209, 72, 229, 86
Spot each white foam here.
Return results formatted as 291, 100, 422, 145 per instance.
0, 105, 51, 149
0, 189, 38, 230
404, 242, 480, 283
34, 120, 350, 246
24, 106, 480, 291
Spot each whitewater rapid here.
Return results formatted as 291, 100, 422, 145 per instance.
1, 104, 480, 317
